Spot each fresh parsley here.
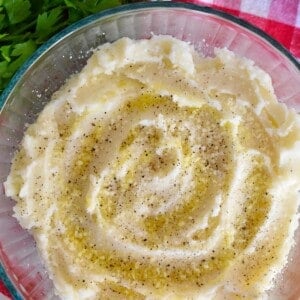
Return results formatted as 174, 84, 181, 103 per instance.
0, 0, 136, 93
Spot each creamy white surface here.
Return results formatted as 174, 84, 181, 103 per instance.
5, 36, 300, 300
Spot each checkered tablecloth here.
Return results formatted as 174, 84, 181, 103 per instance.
0, 0, 299, 299
181, 0, 300, 59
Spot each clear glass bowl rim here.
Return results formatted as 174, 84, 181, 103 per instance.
0, 1, 300, 299
0, 1, 299, 110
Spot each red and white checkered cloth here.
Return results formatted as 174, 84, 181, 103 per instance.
0, 1, 299, 299
181, 0, 300, 59
0, 286, 10, 300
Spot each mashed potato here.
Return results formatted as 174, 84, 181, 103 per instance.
4, 35, 300, 299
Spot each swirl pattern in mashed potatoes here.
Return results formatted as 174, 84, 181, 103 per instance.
5, 36, 300, 299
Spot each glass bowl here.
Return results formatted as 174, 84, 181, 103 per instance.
0, 2, 299, 299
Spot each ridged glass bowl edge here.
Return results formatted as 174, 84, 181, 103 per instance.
0, 262, 22, 300
0, 1, 299, 299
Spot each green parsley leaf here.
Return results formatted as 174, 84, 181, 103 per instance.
64, 0, 122, 15
11, 40, 36, 57
36, 7, 64, 43
3, 0, 31, 25
4, 40, 37, 77
0, 60, 8, 77
0, 12, 7, 31
0, 0, 130, 93
67, 7, 84, 24
0, 33, 8, 40
64, 0, 77, 10
0, 44, 10, 61
92, 0, 122, 12
0, 60, 9, 91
